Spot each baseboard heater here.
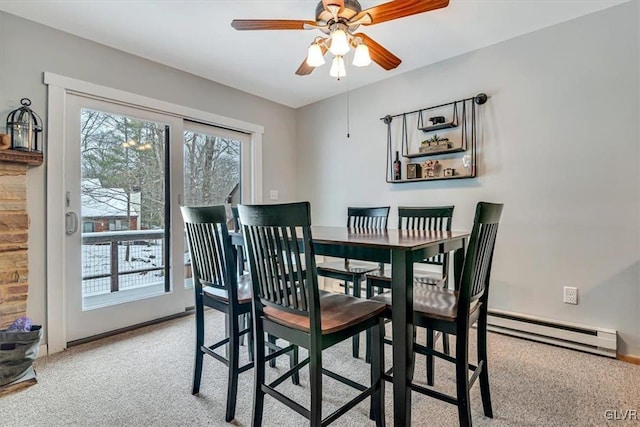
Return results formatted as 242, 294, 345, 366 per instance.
486, 309, 617, 358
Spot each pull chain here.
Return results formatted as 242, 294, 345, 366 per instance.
346, 73, 350, 138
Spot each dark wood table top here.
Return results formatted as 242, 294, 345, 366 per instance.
309, 226, 469, 250
230, 226, 468, 250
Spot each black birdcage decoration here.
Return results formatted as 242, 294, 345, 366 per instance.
6, 98, 42, 152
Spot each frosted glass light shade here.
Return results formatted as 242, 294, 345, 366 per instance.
329, 56, 346, 79
352, 44, 372, 67
329, 29, 350, 56
306, 44, 325, 67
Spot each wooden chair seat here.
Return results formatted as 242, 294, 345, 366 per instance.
371, 285, 479, 322
264, 290, 386, 335
202, 274, 253, 304
317, 260, 380, 275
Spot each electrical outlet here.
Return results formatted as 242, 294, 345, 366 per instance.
269, 190, 279, 201
563, 286, 578, 305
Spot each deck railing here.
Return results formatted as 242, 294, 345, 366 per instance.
82, 230, 166, 295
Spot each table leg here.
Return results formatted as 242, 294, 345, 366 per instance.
391, 249, 414, 426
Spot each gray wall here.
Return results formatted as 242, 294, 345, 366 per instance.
296, 2, 640, 355
0, 11, 298, 342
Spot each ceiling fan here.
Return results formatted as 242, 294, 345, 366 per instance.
231, 0, 450, 78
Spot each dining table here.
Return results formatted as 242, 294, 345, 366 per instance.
231, 225, 468, 426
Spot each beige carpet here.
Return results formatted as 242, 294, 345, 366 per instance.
0, 311, 638, 426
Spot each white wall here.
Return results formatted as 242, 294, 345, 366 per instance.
296, 2, 640, 355
0, 12, 297, 344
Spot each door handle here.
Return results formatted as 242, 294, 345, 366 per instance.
65, 212, 79, 236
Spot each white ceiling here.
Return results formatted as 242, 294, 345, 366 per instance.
0, 0, 628, 108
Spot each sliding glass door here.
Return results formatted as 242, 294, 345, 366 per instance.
46, 73, 263, 351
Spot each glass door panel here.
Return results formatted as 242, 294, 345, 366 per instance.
182, 122, 248, 290
65, 94, 184, 342
81, 110, 170, 308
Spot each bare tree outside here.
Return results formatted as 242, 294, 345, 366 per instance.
80, 110, 166, 230
183, 131, 241, 206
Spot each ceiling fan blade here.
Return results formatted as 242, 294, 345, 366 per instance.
295, 46, 328, 76
322, 0, 345, 12
231, 19, 316, 31
354, 33, 401, 70
354, 0, 449, 26
295, 61, 316, 76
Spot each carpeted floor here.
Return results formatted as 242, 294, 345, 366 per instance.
1, 311, 638, 426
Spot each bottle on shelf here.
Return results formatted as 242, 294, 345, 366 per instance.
393, 151, 401, 181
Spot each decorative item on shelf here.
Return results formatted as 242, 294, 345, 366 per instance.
406, 163, 422, 179
444, 168, 455, 177
6, 98, 42, 152
462, 154, 472, 175
0, 134, 10, 150
393, 151, 401, 180
422, 160, 440, 178
418, 101, 459, 133
419, 134, 451, 153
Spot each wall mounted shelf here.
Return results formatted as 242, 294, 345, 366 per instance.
382, 93, 487, 183
403, 147, 465, 159
0, 150, 44, 166
392, 174, 475, 184
418, 122, 457, 133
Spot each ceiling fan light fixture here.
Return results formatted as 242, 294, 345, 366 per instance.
306, 43, 326, 67
329, 55, 346, 79
329, 28, 350, 56
352, 43, 371, 67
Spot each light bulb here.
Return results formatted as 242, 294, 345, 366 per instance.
329, 56, 346, 79
306, 43, 325, 67
352, 43, 372, 67
329, 29, 350, 56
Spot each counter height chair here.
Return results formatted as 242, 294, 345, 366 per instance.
316, 206, 390, 359
365, 206, 454, 376
239, 202, 386, 427
181, 205, 298, 423
371, 202, 503, 427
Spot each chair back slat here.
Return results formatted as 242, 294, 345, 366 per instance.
471, 223, 498, 299
398, 206, 454, 266
347, 206, 390, 229
239, 203, 318, 320
459, 202, 503, 311
181, 205, 237, 297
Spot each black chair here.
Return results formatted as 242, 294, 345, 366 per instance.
181, 205, 298, 422
316, 206, 390, 358
365, 206, 454, 370
371, 202, 503, 427
238, 202, 386, 427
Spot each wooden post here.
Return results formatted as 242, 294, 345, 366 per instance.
110, 241, 119, 292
